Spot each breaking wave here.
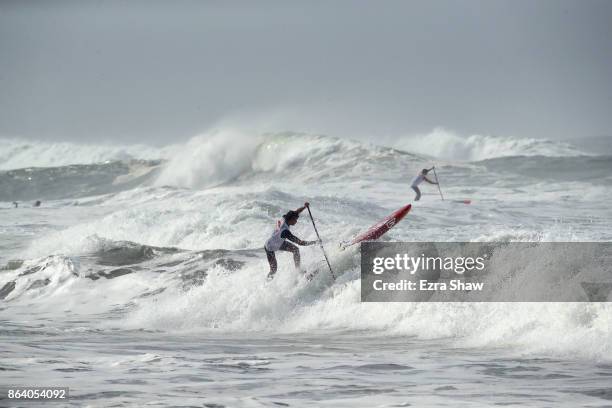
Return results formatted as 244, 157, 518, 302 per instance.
154, 129, 424, 189
2, 131, 610, 203
0, 138, 173, 171
394, 128, 588, 161
2, 237, 611, 362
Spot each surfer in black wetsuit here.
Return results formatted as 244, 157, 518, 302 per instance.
264, 202, 318, 280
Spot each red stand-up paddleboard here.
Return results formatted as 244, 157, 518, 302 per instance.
343, 204, 412, 248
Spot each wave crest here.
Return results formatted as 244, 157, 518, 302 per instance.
395, 128, 587, 161
0, 138, 171, 170
154, 129, 424, 189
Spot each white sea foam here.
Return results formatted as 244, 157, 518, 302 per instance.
2, 129, 611, 368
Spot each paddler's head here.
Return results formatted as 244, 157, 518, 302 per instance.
283, 210, 300, 225
421, 168, 429, 175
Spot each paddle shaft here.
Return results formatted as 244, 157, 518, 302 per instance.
432, 166, 445, 201
306, 206, 336, 280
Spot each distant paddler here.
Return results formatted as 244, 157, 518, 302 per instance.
410, 168, 438, 201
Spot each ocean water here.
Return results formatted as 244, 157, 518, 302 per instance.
1, 130, 612, 407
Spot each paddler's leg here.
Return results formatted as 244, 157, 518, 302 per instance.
280, 241, 301, 271
412, 186, 421, 201
265, 248, 277, 279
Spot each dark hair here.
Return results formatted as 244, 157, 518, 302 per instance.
283, 210, 299, 221
422, 168, 429, 174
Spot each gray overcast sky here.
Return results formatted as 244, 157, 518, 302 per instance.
1, 0, 611, 145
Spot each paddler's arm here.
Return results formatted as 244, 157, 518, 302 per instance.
423, 176, 438, 185
294, 202, 310, 214
425, 167, 438, 184
281, 230, 317, 246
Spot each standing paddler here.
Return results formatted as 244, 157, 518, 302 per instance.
410, 168, 438, 201
264, 202, 319, 280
